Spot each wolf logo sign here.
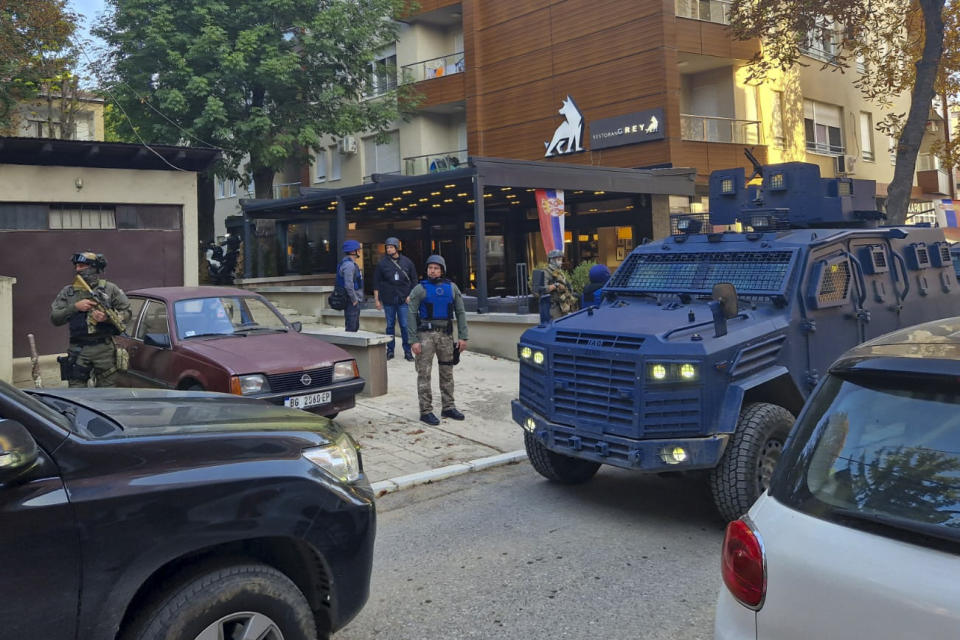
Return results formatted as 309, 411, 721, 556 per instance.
544, 96, 585, 157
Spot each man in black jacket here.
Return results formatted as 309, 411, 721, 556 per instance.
373, 237, 418, 360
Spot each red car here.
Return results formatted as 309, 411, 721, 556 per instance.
116, 286, 364, 416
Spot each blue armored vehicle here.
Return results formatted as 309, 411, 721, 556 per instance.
513, 160, 960, 521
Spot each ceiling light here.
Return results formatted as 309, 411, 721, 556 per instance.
402, 190, 413, 195
431, 191, 441, 196
444, 184, 456, 188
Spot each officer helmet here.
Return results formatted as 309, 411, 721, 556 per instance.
342, 239, 361, 254
385, 236, 400, 250
425, 254, 446, 274
71, 251, 106, 271
547, 249, 563, 260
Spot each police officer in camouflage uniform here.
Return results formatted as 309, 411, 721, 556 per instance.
407, 255, 469, 426
538, 249, 577, 319
51, 252, 132, 387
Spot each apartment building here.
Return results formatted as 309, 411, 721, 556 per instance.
11, 91, 105, 141
243, 0, 947, 298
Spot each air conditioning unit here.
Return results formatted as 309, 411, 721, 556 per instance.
338, 136, 358, 155
835, 154, 857, 175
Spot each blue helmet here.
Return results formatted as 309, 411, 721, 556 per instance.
588, 264, 611, 283
342, 239, 361, 254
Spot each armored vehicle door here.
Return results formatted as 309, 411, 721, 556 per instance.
803, 245, 862, 382
848, 239, 901, 339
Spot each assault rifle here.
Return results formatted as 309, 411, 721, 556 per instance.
73, 275, 126, 334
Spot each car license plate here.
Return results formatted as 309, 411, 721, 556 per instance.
284, 391, 332, 409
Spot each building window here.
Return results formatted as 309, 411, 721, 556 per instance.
859, 112, 874, 161
363, 131, 400, 179
49, 205, 116, 229
804, 99, 843, 155
366, 45, 397, 98
803, 21, 840, 64
216, 178, 237, 199
771, 91, 785, 149
329, 145, 342, 181
315, 149, 327, 183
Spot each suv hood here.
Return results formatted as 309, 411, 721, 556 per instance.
177, 332, 351, 374
34, 388, 338, 442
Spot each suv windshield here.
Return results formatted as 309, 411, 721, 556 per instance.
174, 296, 287, 339
772, 374, 960, 542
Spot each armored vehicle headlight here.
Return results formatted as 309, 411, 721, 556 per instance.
303, 433, 361, 483
524, 418, 536, 432
520, 346, 533, 359
679, 363, 698, 380
533, 351, 545, 365
650, 363, 667, 380
659, 446, 689, 465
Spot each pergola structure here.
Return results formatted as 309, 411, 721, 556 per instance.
240, 157, 696, 312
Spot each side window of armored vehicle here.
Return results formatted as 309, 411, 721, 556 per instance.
808, 255, 852, 309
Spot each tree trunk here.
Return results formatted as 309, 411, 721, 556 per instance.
253, 166, 275, 199
885, 0, 946, 225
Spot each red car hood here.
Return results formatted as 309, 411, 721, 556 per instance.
179, 332, 351, 374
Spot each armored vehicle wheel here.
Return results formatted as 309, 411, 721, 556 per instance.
524, 432, 601, 484
709, 402, 794, 522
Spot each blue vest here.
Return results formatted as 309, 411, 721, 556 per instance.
336, 257, 363, 291
419, 280, 454, 320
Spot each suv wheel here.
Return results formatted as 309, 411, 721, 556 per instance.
125, 562, 315, 640
524, 432, 601, 484
709, 402, 794, 522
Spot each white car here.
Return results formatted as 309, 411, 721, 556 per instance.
715, 318, 960, 639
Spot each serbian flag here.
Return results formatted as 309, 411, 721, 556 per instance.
536, 189, 566, 253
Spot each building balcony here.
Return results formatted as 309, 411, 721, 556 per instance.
403, 149, 467, 176
917, 153, 951, 195
401, 52, 465, 84
680, 115, 762, 144
675, 0, 732, 25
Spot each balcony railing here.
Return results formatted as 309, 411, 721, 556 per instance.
401, 52, 465, 84
917, 153, 944, 172
680, 115, 762, 144
403, 149, 468, 176
805, 141, 845, 155
675, 0, 732, 25
272, 182, 302, 199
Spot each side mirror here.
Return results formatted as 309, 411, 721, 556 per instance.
144, 333, 171, 348
711, 282, 739, 338
0, 419, 39, 475
291, 321, 302, 332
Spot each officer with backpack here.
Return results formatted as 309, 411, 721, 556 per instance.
336, 240, 364, 331
406, 255, 469, 425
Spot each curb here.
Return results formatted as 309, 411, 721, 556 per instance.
371, 449, 527, 496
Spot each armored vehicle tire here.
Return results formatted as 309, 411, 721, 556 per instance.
524, 432, 601, 484
709, 402, 794, 522
123, 561, 316, 640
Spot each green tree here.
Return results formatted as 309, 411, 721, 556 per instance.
0, 0, 77, 132
728, 0, 951, 224
94, 0, 411, 198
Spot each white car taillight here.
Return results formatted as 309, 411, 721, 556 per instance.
721, 518, 766, 609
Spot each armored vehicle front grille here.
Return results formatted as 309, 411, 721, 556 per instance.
552, 353, 637, 426
519, 362, 548, 415
642, 389, 701, 435
730, 335, 786, 378
266, 366, 333, 393
608, 251, 795, 296
555, 330, 645, 349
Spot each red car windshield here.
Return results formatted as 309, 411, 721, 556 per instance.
173, 296, 287, 339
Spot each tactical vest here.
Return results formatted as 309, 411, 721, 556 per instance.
336, 257, 363, 291
418, 280, 454, 321
69, 280, 118, 341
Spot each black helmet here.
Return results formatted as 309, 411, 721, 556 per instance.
425, 254, 446, 273
385, 236, 400, 249
71, 251, 106, 271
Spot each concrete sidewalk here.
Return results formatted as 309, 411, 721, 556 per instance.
333, 350, 526, 495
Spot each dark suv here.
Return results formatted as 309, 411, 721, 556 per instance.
0, 381, 375, 640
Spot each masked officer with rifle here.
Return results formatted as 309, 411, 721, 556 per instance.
51, 252, 132, 387
407, 255, 468, 425
537, 249, 577, 319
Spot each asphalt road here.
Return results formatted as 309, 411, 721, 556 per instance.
335, 462, 726, 640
